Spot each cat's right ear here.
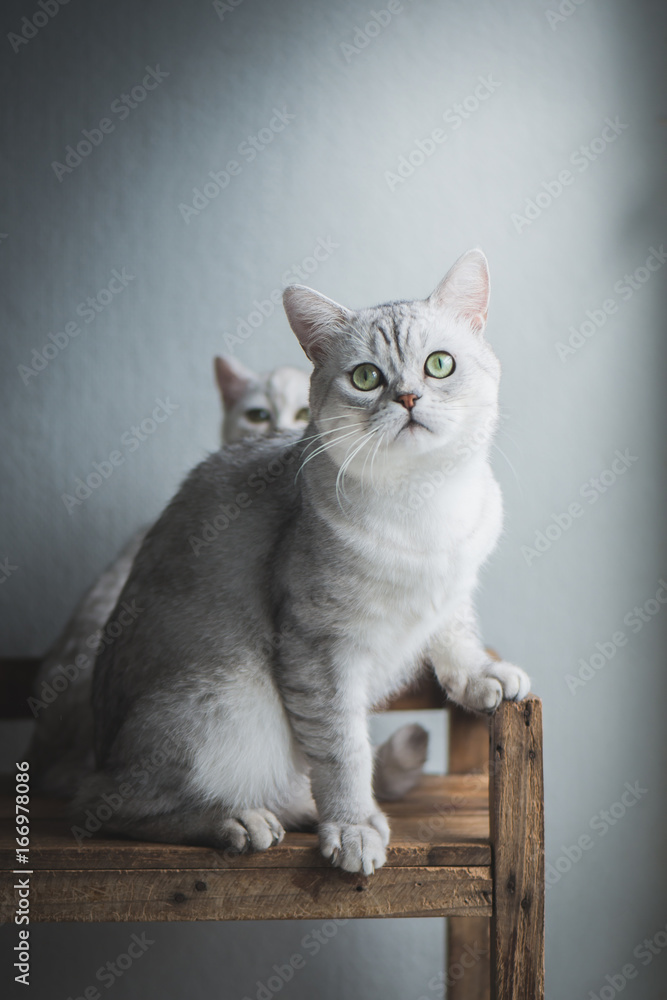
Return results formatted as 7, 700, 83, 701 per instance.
283, 285, 353, 364
214, 355, 255, 410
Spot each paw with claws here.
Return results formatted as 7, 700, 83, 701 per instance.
319, 812, 390, 875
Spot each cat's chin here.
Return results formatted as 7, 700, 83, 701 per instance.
390, 420, 440, 454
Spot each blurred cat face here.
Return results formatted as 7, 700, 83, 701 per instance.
283, 250, 500, 481
214, 357, 311, 444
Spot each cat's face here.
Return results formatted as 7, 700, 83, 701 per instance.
215, 357, 311, 443
283, 250, 500, 481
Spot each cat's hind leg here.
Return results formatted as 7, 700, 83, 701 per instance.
71, 772, 285, 851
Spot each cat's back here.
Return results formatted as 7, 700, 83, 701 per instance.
92, 431, 303, 753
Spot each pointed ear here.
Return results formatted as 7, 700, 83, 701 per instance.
429, 249, 490, 333
283, 285, 353, 363
213, 354, 255, 410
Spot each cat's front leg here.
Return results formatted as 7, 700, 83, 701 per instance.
281, 667, 389, 875
429, 602, 530, 713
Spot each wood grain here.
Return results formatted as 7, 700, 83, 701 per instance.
0, 775, 491, 871
447, 704, 492, 999
489, 696, 545, 999
1, 866, 493, 923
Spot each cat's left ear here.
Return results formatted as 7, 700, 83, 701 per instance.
283, 285, 353, 364
214, 354, 255, 410
429, 249, 490, 334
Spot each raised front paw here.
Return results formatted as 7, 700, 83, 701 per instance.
455, 661, 531, 714
319, 812, 390, 875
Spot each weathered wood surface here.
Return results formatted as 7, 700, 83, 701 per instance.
448, 915, 491, 1000
0, 775, 490, 871
1, 865, 493, 923
489, 696, 545, 1000
447, 705, 492, 999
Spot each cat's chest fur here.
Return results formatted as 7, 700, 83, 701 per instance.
286, 456, 502, 699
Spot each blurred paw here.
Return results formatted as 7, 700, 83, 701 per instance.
374, 724, 429, 800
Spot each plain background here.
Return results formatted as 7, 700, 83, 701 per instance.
1, 0, 666, 996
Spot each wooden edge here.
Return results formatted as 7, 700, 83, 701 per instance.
489, 695, 545, 999
0, 865, 493, 923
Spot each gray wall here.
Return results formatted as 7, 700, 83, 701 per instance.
2, 0, 666, 996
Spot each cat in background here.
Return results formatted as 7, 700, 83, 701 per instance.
28, 356, 428, 800
77, 249, 529, 874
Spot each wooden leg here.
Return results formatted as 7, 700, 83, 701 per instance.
447, 917, 491, 999
447, 704, 491, 998
489, 697, 545, 999
448, 703, 490, 774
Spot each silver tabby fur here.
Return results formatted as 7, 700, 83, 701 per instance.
75, 250, 529, 874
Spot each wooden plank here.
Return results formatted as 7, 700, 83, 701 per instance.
448, 916, 490, 999
0, 775, 492, 871
489, 697, 545, 1000
0, 866, 493, 922
1, 820, 491, 872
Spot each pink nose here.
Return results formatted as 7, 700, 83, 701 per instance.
396, 393, 418, 411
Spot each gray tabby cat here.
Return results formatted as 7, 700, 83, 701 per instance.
29, 359, 426, 802
76, 250, 529, 875
26, 359, 311, 794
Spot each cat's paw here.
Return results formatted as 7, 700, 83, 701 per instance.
458, 661, 531, 713
374, 724, 429, 800
319, 813, 390, 875
216, 808, 285, 854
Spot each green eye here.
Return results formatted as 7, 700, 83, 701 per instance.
351, 363, 382, 391
245, 408, 271, 423
424, 351, 455, 378
295, 407, 310, 422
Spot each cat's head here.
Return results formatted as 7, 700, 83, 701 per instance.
283, 249, 501, 480
214, 356, 311, 443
